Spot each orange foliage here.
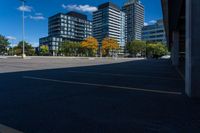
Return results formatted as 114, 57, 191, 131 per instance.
81, 36, 98, 51
102, 37, 119, 56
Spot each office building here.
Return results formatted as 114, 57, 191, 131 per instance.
93, 2, 127, 49
142, 19, 166, 43
123, 0, 144, 42
39, 11, 92, 55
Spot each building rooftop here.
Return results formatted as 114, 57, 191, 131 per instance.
143, 19, 164, 28
66, 11, 87, 20
124, 0, 140, 6
48, 11, 88, 20
98, 2, 120, 10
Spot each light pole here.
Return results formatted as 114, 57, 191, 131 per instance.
20, 0, 26, 58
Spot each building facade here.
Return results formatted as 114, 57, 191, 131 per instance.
93, 2, 127, 49
142, 19, 166, 43
123, 0, 144, 42
162, 0, 200, 98
39, 11, 92, 55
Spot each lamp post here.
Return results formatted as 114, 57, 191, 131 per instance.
20, 0, 26, 58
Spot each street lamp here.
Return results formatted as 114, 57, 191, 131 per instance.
20, 0, 26, 58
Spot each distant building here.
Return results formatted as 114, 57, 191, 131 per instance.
122, 0, 144, 42
33, 47, 40, 55
93, 2, 127, 50
142, 19, 166, 44
39, 11, 92, 55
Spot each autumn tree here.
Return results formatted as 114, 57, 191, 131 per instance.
81, 36, 98, 57
102, 37, 119, 57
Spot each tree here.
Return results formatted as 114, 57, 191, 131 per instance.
102, 37, 119, 57
0, 34, 10, 55
60, 41, 81, 56
146, 43, 168, 58
40, 45, 49, 56
126, 40, 146, 57
81, 36, 98, 57
13, 41, 35, 56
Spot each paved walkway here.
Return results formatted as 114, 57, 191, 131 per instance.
0, 58, 199, 133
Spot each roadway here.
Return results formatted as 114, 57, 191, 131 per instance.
0, 57, 199, 133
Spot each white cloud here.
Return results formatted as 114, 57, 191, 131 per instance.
149, 20, 156, 24
144, 20, 158, 26
17, 5, 32, 12
62, 4, 97, 13
30, 15, 45, 20
6, 36, 16, 40
17, 5, 45, 21
144, 22, 148, 26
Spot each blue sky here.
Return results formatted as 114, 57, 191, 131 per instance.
0, 0, 163, 47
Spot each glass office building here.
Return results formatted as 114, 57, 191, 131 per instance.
123, 0, 144, 42
142, 19, 166, 44
39, 11, 92, 55
93, 2, 127, 49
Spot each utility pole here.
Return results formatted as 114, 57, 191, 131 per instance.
20, 0, 26, 58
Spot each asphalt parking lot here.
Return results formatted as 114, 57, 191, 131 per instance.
0, 57, 200, 133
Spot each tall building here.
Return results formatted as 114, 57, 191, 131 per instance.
93, 2, 126, 49
123, 0, 144, 42
142, 19, 166, 44
39, 11, 92, 55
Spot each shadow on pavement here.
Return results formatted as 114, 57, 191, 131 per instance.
0, 59, 200, 133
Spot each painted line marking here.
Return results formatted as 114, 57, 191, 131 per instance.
67, 70, 183, 81
23, 76, 182, 95
0, 124, 23, 133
